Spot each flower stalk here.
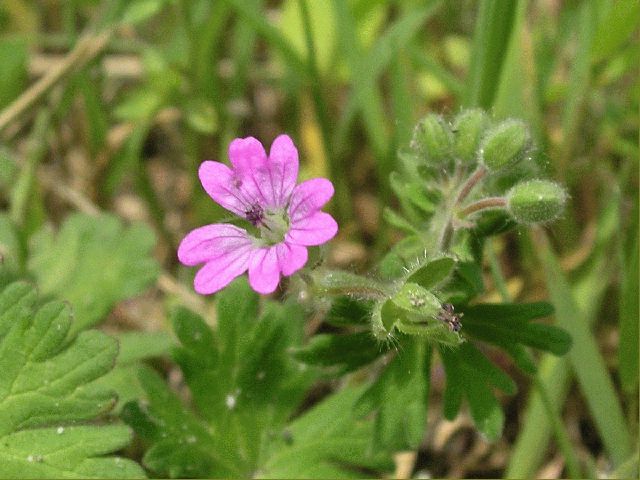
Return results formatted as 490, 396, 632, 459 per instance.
458, 196, 507, 217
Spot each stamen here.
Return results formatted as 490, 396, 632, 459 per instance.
245, 204, 264, 226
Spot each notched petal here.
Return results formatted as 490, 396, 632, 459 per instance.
288, 178, 335, 222
228, 137, 268, 173
199, 161, 249, 215
278, 242, 308, 276
268, 134, 299, 205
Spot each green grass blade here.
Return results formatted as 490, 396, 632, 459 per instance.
618, 198, 639, 393
557, 1, 598, 171
591, 0, 640, 62
505, 355, 573, 478
464, 0, 519, 108
9, 109, 49, 233
333, 1, 441, 203
533, 376, 582, 478
221, 0, 307, 76
298, 0, 350, 222
409, 46, 464, 99
389, 53, 414, 153
331, 0, 388, 158
535, 230, 632, 467
507, 188, 624, 478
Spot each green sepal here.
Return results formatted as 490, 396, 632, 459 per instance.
452, 108, 490, 163
406, 255, 456, 290
378, 235, 425, 280
480, 119, 530, 171
390, 282, 441, 319
506, 179, 568, 224
412, 113, 454, 164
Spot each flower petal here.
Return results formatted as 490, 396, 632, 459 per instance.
227, 136, 273, 207
287, 178, 335, 222
267, 134, 299, 206
193, 246, 253, 295
277, 242, 308, 276
181, 225, 255, 295
177, 224, 252, 266
229, 136, 268, 171
199, 161, 252, 216
287, 211, 338, 246
248, 247, 281, 294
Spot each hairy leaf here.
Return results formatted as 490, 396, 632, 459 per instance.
440, 342, 516, 441
293, 331, 386, 374
89, 330, 174, 413
261, 386, 393, 478
0, 282, 144, 478
123, 278, 315, 478
122, 367, 240, 478
355, 340, 431, 452
324, 296, 373, 327
28, 213, 159, 335
462, 302, 572, 357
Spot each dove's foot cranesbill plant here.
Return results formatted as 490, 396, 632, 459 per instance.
167, 113, 573, 458
178, 135, 338, 295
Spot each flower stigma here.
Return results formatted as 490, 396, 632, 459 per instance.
258, 208, 290, 245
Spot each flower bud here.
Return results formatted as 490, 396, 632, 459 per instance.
506, 179, 567, 224
452, 109, 489, 163
479, 119, 530, 171
411, 114, 453, 164
391, 282, 441, 319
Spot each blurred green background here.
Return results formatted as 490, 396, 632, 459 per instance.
0, 0, 637, 477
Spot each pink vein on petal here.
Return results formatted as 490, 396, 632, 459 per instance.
248, 247, 281, 294
228, 137, 271, 206
277, 242, 308, 276
287, 211, 338, 246
268, 134, 299, 207
193, 244, 253, 294
198, 161, 254, 216
177, 224, 252, 266
288, 178, 334, 222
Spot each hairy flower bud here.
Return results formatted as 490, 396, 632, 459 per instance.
391, 283, 442, 319
507, 179, 567, 223
452, 109, 489, 163
479, 119, 530, 171
411, 114, 453, 164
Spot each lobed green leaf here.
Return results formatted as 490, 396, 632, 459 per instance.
0, 282, 144, 478
439, 342, 516, 440
28, 213, 159, 335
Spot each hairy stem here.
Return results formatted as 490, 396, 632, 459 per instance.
435, 165, 490, 252
455, 164, 487, 205
310, 270, 390, 300
459, 196, 507, 217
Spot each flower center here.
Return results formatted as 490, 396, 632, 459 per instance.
245, 203, 289, 245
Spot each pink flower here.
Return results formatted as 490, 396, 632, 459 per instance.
178, 135, 338, 295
